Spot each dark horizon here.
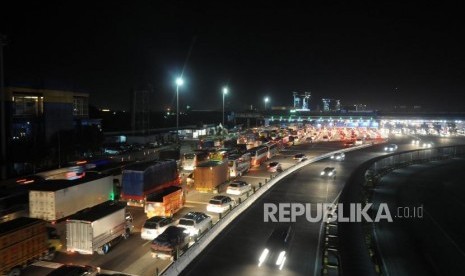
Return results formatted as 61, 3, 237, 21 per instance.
1, 2, 464, 111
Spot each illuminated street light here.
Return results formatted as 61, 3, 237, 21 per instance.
222, 87, 228, 126
264, 97, 269, 110
175, 77, 184, 133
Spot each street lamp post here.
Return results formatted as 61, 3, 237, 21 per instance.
222, 87, 228, 126
175, 77, 184, 134
264, 97, 269, 110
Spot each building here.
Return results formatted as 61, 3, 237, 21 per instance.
2, 86, 91, 176
354, 104, 367, 111
321, 98, 341, 112
292, 91, 311, 111
4, 86, 89, 142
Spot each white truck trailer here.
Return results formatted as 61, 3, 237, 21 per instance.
29, 173, 113, 221
66, 200, 133, 255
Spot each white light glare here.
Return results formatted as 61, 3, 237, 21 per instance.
258, 248, 269, 266
276, 251, 286, 266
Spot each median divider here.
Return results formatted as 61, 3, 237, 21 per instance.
161, 143, 373, 276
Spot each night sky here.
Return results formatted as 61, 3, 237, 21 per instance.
1, 1, 464, 111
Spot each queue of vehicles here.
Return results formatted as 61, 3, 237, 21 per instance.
1, 124, 390, 275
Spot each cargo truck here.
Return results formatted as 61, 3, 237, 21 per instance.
28, 173, 114, 222
0, 217, 56, 276
121, 160, 180, 207
66, 200, 133, 255
193, 160, 229, 192
144, 186, 185, 218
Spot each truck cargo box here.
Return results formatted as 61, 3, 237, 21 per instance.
145, 186, 184, 218
29, 173, 114, 221
66, 201, 131, 255
121, 160, 179, 201
194, 160, 229, 192
0, 217, 53, 275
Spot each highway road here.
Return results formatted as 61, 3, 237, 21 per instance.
180, 137, 427, 276
19, 139, 352, 275
372, 157, 465, 276
19, 135, 464, 275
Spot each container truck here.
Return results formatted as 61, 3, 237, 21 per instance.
144, 186, 185, 218
66, 200, 133, 255
28, 173, 114, 222
121, 160, 180, 206
0, 217, 56, 276
193, 160, 229, 192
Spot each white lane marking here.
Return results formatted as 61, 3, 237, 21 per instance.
142, 239, 152, 246
32, 261, 63, 269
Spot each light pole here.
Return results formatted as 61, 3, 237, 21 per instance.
222, 87, 228, 126
175, 77, 184, 134
264, 97, 269, 110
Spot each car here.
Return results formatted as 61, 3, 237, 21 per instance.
320, 167, 337, 178
422, 141, 434, 148
177, 212, 212, 237
330, 152, 345, 161
141, 216, 175, 240
355, 138, 363, 145
206, 195, 236, 213
322, 135, 329, 141
344, 141, 355, 147
411, 139, 421, 145
267, 161, 283, 172
384, 144, 398, 152
226, 180, 252, 196
47, 265, 100, 276
258, 225, 293, 270
293, 153, 307, 162
150, 226, 189, 260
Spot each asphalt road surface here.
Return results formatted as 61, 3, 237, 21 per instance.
180, 137, 429, 276
19, 135, 464, 276
372, 157, 465, 276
